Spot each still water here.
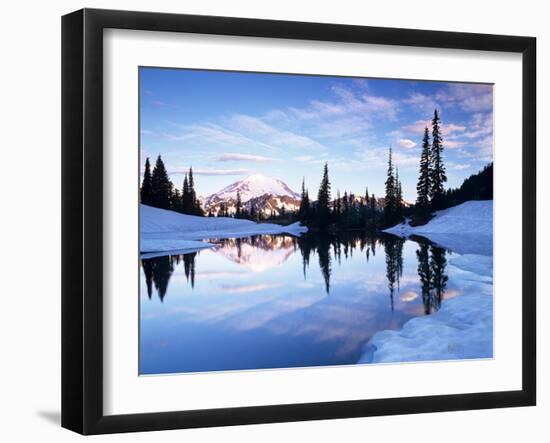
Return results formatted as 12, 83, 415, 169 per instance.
139, 233, 489, 375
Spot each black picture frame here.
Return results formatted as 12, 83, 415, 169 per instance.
62, 8, 536, 435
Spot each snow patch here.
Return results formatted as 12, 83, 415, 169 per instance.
140, 204, 307, 255
384, 201, 493, 255
359, 292, 493, 364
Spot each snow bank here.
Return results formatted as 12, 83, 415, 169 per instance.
359, 292, 493, 364
384, 201, 493, 255
140, 204, 308, 254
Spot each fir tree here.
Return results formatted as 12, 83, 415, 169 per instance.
181, 174, 192, 213
171, 188, 181, 212
140, 157, 153, 205
317, 163, 331, 227
429, 109, 447, 209
371, 193, 376, 210
384, 147, 397, 223
343, 191, 350, 217
395, 167, 403, 216
298, 178, 310, 221
188, 167, 196, 208
365, 187, 369, 207
188, 167, 203, 215
151, 155, 172, 210
416, 126, 431, 211
235, 190, 242, 218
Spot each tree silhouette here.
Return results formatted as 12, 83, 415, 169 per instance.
140, 157, 153, 205
151, 155, 172, 210
317, 163, 332, 227
416, 127, 431, 211
429, 109, 447, 209
317, 235, 332, 294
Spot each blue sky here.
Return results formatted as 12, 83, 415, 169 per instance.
140, 67, 493, 201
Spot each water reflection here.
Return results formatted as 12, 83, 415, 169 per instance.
139, 233, 463, 373
141, 233, 447, 316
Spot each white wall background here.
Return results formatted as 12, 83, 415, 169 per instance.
0, 0, 545, 441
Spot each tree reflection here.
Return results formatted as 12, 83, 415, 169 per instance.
317, 235, 332, 294
415, 240, 448, 314
141, 255, 175, 302
382, 235, 405, 311
141, 232, 447, 307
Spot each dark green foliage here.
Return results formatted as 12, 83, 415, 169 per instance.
316, 163, 331, 227
429, 109, 447, 209
140, 157, 153, 205
441, 163, 493, 208
298, 178, 311, 221
416, 127, 431, 210
179, 167, 204, 215
383, 147, 403, 226
150, 155, 173, 210
235, 190, 242, 218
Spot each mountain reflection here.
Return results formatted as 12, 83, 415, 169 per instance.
141, 233, 448, 314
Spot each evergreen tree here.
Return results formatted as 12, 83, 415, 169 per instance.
187, 167, 203, 215
371, 193, 376, 210
395, 167, 403, 216
429, 109, 447, 209
384, 147, 397, 223
151, 155, 172, 210
416, 126, 431, 211
343, 191, 350, 217
181, 174, 192, 213
298, 178, 310, 221
235, 190, 242, 218
317, 163, 332, 227
365, 187, 369, 207
140, 157, 153, 205
171, 188, 181, 212
188, 167, 196, 208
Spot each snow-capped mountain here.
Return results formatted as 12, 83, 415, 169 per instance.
202, 174, 301, 217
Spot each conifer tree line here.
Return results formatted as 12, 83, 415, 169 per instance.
297, 162, 381, 230
140, 155, 203, 215
413, 109, 492, 219
141, 110, 491, 230
383, 146, 404, 226
415, 109, 447, 215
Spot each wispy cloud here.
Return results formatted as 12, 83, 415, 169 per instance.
229, 114, 325, 150
445, 139, 467, 149
217, 153, 277, 163
398, 139, 417, 149
170, 167, 250, 176
220, 283, 283, 294
437, 83, 493, 112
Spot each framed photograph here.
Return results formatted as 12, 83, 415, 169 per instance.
62, 8, 536, 435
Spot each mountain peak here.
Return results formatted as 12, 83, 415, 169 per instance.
202, 174, 301, 216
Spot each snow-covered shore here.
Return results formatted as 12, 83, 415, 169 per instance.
140, 204, 308, 255
383, 200, 493, 255
361, 200, 494, 364
359, 292, 493, 364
